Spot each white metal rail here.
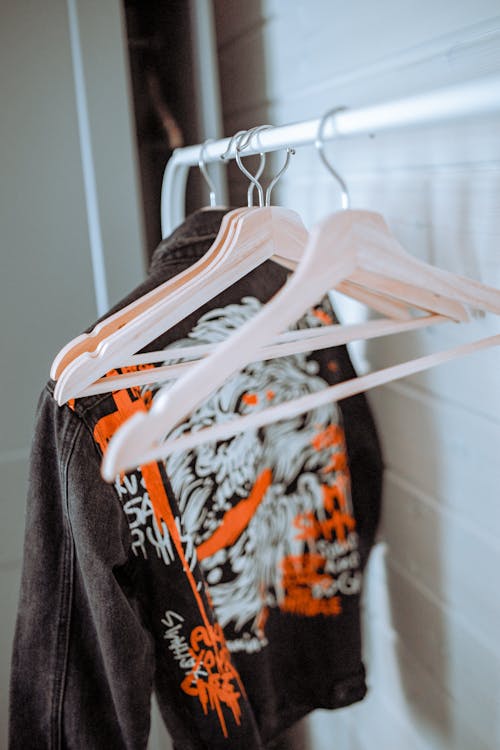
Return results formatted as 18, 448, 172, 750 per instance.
161, 74, 500, 235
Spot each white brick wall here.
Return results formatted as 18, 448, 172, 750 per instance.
214, 2, 500, 748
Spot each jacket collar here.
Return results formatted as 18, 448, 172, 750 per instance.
149, 208, 230, 272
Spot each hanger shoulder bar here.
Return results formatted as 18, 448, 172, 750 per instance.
79, 315, 447, 398
102, 332, 500, 475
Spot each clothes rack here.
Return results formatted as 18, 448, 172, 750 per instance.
161, 73, 500, 234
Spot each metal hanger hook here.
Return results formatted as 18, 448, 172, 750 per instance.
220, 128, 266, 206
316, 106, 350, 210
248, 150, 266, 206
238, 126, 270, 206
220, 130, 247, 161
236, 124, 271, 152
198, 139, 217, 207
265, 147, 295, 206
235, 125, 273, 207
237, 125, 294, 206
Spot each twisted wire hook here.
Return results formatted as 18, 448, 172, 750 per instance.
220, 130, 248, 161
229, 124, 296, 207
235, 127, 270, 207
222, 128, 266, 206
237, 125, 295, 206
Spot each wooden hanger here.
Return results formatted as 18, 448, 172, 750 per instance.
51, 125, 474, 405
52, 203, 310, 405
51, 205, 245, 378
50, 132, 267, 387
79, 312, 447, 397
71, 208, 468, 403
105, 334, 500, 470
100, 208, 500, 480
50, 134, 422, 405
104, 330, 500, 468
52, 203, 465, 404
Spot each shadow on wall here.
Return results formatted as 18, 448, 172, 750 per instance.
214, 4, 500, 748
362, 169, 474, 747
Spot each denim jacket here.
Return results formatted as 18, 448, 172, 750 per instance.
10, 209, 383, 749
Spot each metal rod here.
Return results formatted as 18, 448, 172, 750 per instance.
188, 0, 228, 205
67, 0, 109, 315
162, 74, 500, 233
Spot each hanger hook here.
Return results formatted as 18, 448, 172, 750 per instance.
220, 130, 247, 161
236, 124, 271, 152
235, 127, 271, 207
198, 139, 217, 207
221, 128, 266, 207
238, 125, 270, 206
265, 146, 295, 206
236, 126, 295, 207
248, 149, 266, 207
316, 106, 350, 210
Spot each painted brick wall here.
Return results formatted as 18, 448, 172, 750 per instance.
213, 2, 500, 748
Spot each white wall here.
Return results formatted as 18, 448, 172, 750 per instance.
214, 2, 500, 748
0, 0, 144, 744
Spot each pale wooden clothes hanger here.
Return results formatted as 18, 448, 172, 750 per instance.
52, 135, 318, 404
52, 126, 472, 405
52, 204, 405, 393
100, 208, 500, 479
51, 205, 247, 379
52, 203, 310, 405
55, 208, 460, 402
53, 117, 477, 411
79, 313, 447, 397
50, 133, 420, 405
103, 329, 500, 470
50, 133, 273, 386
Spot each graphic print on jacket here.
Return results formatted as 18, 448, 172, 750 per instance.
92, 381, 248, 740
89, 293, 363, 738
130, 296, 362, 654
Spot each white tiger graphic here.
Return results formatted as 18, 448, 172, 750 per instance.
151, 297, 361, 648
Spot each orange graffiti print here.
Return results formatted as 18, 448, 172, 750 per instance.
197, 469, 272, 561
280, 459, 357, 617
311, 423, 350, 476
294, 482, 355, 544
90, 366, 245, 739
311, 423, 343, 451
92, 367, 155, 452
92, 369, 215, 625
280, 554, 342, 617
181, 623, 243, 738
312, 307, 333, 325
241, 390, 275, 406
241, 392, 259, 406
321, 450, 348, 475
327, 360, 340, 374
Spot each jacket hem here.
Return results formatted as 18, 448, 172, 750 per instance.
263, 671, 367, 747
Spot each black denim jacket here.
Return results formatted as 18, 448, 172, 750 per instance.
10, 210, 383, 749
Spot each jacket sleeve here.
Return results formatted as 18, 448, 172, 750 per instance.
9, 387, 155, 750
